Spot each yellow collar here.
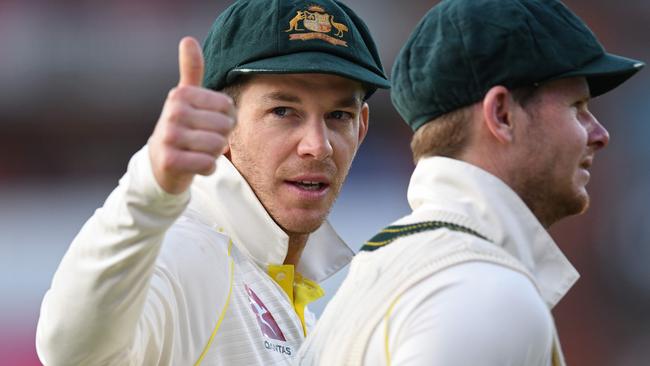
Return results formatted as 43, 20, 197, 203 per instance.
268, 264, 324, 336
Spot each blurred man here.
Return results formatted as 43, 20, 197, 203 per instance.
35, 0, 388, 365
295, 0, 644, 365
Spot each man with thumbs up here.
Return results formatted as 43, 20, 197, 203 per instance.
35, 1, 389, 365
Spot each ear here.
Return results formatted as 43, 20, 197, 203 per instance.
223, 128, 235, 159
481, 86, 515, 144
223, 112, 240, 159
357, 102, 370, 145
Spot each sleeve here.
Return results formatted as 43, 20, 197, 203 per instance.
35, 146, 191, 366
370, 262, 555, 366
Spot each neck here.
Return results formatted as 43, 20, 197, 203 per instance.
284, 233, 309, 266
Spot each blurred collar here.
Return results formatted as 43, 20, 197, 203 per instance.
407, 156, 579, 308
187, 156, 353, 282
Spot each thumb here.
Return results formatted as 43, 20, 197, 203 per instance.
178, 36, 204, 87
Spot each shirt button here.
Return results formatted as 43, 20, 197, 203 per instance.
276, 272, 286, 281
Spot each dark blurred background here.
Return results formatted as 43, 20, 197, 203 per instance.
1, 0, 648, 365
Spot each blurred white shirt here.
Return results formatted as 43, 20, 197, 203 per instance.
296, 157, 578, 366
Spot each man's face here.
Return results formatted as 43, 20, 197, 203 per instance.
513, 77, 610, 225
226, 74, 368, 235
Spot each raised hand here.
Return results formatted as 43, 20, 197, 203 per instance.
149, 37, 236, 194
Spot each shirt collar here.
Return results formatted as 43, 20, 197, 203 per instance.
187, 156, 353, 283
406, 156, 579, 308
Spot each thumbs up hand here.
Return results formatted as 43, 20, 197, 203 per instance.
149, 37, 236, 194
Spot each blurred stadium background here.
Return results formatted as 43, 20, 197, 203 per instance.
1, 0, 649, 364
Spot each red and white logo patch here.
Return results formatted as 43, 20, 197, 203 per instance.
245, 284, 286, 341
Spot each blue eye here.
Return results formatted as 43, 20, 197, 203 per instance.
272, 107, 289, 117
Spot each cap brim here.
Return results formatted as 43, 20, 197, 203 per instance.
227, 51, 390, 95
557, 53, 645, 97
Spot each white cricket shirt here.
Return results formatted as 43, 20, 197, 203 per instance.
36, 146, 353, 365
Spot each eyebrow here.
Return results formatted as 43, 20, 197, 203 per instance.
261, 91, 302, 104
335, 95, 363, 109
260, 91, 362, 108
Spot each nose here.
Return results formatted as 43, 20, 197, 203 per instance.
296, 119, 333, 161
588, 114, 610, 150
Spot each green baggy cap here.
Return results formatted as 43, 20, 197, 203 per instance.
202, 0, 389, 98
391, 0, 645, 131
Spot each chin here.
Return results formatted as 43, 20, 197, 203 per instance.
576, 194, 590, 215
279, 212, 328, 235
563, 189, 590, 218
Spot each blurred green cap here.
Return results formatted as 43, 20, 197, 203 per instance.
391, 0, 645, 131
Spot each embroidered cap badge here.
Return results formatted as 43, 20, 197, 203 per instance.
285, 5, 349, 47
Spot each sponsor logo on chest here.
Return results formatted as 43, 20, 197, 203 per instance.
245, 284, 293, 356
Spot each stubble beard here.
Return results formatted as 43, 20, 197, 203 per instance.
514, 109, 589, 228
232, 148, 348, 235
516, 161, 589, 228
279, 162, 347, 236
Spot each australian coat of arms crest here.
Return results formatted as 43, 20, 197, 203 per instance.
285, 5, 349, 47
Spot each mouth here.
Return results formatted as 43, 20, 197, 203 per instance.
284, 173, 333, 198
578, 157, 594, 184
287, 180, 330, 191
